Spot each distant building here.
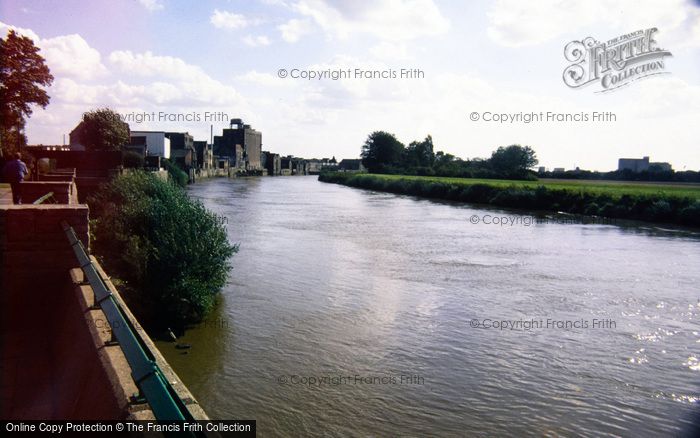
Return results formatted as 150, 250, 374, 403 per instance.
130, 131, 171, 159
552, 167, 565, 173
123, 142, 147, 158
292, 157, 308, 175
261, 151, 281, 176
338, 159, 365, 172
307, 157, 338, 174
213, 118, 262, 171
650, 162, 673, 171
280, 156, 293, 176
194, 140, 213, 170
214, 155, 230, 172
618, 156, 672, 172
68, 124, 87, 152
618, 156, 649, 172
165, 132, 196, 169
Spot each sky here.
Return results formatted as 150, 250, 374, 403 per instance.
1, 0, 699, 171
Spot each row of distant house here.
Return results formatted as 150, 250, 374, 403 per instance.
65, 117, 363, 177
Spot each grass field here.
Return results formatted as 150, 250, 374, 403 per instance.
319, 172, 700, 227
366, 174, 700, 199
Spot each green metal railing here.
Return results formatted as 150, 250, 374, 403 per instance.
33, 192, 56, 204
61, 221, 197, 425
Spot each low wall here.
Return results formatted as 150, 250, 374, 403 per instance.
0, 204, 209, 420
0, 205, 89, 287
196, 168, 230, 179
38, 174, 76, 183
0, 205, 110, 418
19, 181, 78, 204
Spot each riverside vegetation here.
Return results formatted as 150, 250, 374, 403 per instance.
88, 171, 237, 330
321, 131, 700, 227
318, 172, 700, 227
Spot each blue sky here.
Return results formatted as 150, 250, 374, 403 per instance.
1, 0, 699, 170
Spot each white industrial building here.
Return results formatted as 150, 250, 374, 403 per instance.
130, 131, 171, 159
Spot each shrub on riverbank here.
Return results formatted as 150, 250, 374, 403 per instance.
88, 171, 237, 329
162, 158, 189, 187
319, 172, 700, 227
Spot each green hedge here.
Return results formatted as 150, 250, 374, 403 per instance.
162, 158, 189, 187
88, 171, 237, 329
319, 172, 700, 227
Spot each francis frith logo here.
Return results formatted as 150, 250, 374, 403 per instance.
563, 28, 672, 93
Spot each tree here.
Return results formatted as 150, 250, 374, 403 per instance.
404, 135, 435, 168
0, 30, 54, 157
75, 108, 130, 151
489, 145, 538, 179
360, 131, 405, 173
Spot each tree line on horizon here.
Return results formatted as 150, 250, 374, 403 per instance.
358, 131, 700, 183
360, 131, 539, 180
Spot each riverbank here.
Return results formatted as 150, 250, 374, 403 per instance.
318, 172, 700, 227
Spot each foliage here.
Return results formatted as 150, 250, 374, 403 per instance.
76, 108, 130, 152
360, 131, 405, 173
0, 30, 53, 156
489, 145, 538, 179
162, 158, 189, 187
319, 173, 700, 227
88, 171, 237, 329
404, 135, 435, 168
122, 151, 144, 169
358, 130, 539, 180
541, 167, 700, 183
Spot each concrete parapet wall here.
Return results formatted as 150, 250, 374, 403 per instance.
0, 203, 210, 421
19, 181, 78, 204
0, 204, 117, 419
0, 205, 89, 288
38, 174, 76, 183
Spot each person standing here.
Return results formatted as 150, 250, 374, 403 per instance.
2, 152, 29, 204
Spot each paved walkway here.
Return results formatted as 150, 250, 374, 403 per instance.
0, 186, 12, 205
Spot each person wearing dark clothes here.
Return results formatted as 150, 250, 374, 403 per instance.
2, 152, 29, 204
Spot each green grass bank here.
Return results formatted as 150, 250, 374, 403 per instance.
319, 173, 700, 227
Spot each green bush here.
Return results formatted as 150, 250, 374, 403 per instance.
88, 171, 237, 329
679, 201, 700, 226
162, 158, 189, 188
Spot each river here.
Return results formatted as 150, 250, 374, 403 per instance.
156, 175, 700, 437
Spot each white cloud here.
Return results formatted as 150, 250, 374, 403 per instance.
369, 42, 411, 61
41, 34, 108, 80
138, 0, 164, 12
278, 18, 312, 43
236, 71, 284, 86
487, 0, 699, 48
0, 22, 107, 81
210, 9, 252, 30
107, 50, 246, 106
109, 50, 206, 81
289, 0, 450, 41
242, 35, 271, 47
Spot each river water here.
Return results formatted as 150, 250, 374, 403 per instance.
157, 176, 700, 437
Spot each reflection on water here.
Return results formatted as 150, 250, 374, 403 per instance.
156, 176, 700, 437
